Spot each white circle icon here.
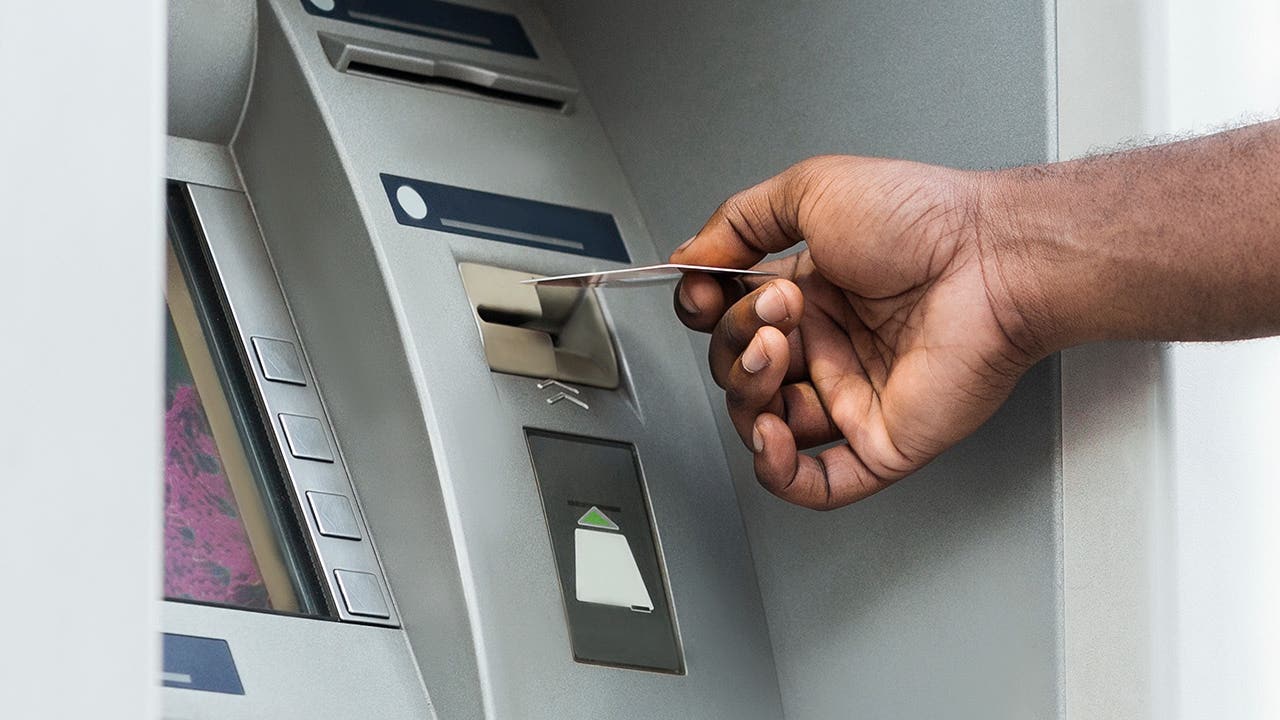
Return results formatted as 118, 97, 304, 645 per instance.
307, 0, 336, 11
395, 185, 428, 220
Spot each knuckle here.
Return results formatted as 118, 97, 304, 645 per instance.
788, 155, 839, 185
720, 186, 759, 219
724, 193, 780, 246
715, 310, 745, 347
723, 382, 753, 408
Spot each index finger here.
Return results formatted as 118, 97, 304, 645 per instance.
669, 160, 817, 268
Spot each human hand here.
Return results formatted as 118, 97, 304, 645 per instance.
672, 156, 1041, 509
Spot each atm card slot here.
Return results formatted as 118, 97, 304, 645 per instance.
320, 33, 576, 112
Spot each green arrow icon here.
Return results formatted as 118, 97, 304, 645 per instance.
577, 506, 619, 531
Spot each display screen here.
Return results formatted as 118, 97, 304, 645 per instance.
163, 186, 324, 615
164, 307, 267, 606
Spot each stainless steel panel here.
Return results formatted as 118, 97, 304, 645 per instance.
252, 336, 308, 385
307, 490, 363, 540
279, 413, 336, 462
334, 569, 393, 618
162, 601, 431, 719
234, 1, 782, 716
168, 0, 256, 144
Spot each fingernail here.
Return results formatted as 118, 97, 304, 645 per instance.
755, 285, 788, 324
678, 282, 700, 315
751, 422, 765, 453
673, 236, 697, 255
741, 333, 770, 373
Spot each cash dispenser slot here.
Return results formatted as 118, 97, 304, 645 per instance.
525, 431, 682, 673
319, 33, 577, 112
459, 263, 619, 389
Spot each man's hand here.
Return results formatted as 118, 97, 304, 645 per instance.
674, 122, 1280, 510
671, 156, 1039, 509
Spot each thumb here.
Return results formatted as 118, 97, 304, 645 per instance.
670, 160, 818, 268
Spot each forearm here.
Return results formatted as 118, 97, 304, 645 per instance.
983, 120, 1280, 354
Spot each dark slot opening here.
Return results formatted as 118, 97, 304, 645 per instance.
567, 500, 623, 513
477, 306, 562, 343
345, 61, 566, 111
477, 307, 537, 328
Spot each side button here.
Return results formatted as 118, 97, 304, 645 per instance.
306, 491, 362, 540
334, 569, 391, 619
279, 413, 335, 462
251, 336, 307, 386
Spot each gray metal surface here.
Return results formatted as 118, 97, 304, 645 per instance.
160, 142, 429, 718
168, 0, 257, 143
233, 0, 783, 716
166, 136, 243, 191
279, 413, 337, 462
308, 491, 364, 539
162, 602, 433, 720
186, 183, 400, 628
537, 0, 1063, 718
252, 336, 308, 385
229, 5, 488, 714
335, 569, 393, 618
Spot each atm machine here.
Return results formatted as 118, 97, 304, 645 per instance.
162, 1, 1061, 718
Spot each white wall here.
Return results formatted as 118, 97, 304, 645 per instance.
0, 2, 166, 719
1060, 1, 1280, 718
1159, 5, 1280, 718
1168, 342, 1280, 719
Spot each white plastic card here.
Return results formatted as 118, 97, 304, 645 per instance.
522, 263, 775, 287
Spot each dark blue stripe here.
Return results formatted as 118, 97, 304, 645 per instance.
302, 0, 537, 59
381, 174, 631, 263
162, 633, 245, 695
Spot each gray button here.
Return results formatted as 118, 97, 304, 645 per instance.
251, 336, 307, 386
306, 491, 362, 540
334, 570, 391, 618
279, 414, 334, 462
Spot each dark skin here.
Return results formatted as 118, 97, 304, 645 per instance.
671, 120, 1280, 510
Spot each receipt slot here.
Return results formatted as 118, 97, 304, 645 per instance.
526, 431, 682, 673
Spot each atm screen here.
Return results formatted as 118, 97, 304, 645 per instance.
163, 305, 275, 609
163, 187, 325, 616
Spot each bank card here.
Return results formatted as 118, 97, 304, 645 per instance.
521, 263, 775, 288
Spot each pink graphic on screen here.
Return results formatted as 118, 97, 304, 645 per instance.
164, 383, 270, 609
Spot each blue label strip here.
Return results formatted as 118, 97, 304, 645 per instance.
302, 0, 537, 59
162, 633, 245, 695
381, 174, 631, 263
